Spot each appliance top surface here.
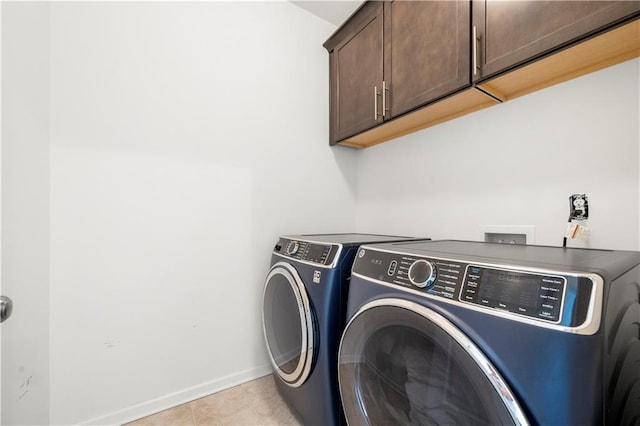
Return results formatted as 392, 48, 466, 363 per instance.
365, 240, 640, 273
284, 233, 418, 245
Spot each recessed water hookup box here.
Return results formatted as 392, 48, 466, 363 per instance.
480, 225, 535, 245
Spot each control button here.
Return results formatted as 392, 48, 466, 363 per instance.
408, 260, 437, 289
286, 241, 299, 255
539, 293, 559, 302
387, 260, 398, 276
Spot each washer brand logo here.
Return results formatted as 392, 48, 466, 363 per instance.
313, 271, 321, 284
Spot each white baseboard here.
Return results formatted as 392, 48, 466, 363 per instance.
81, 363, 274, 426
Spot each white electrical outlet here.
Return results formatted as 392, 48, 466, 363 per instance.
479, 225, 535, 245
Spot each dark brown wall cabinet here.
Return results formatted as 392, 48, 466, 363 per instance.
385, 1, 470, 118
473, 1, 640, 102
473, 1, 640, 83
323, 1, 475, 147
324, 2, 384, 144
324, 0, 640, 148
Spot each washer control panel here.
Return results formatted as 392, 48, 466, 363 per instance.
353, 247, 594, 327
274, 238, 338, 266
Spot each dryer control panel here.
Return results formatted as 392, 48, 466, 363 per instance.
273, 237, 339, 267
352, 247, 595, 328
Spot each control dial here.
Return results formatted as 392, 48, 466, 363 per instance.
408, 260, 437, 288
285, 241, 300, 256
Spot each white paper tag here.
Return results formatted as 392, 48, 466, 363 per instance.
565, 222, 590, 241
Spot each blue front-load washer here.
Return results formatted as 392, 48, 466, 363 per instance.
338, 240, 640, 426
261, 234, 426, 426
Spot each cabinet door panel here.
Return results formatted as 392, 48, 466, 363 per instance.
330, 2, 384, 144
385, 0, 470, 118
474, 0, 640, 81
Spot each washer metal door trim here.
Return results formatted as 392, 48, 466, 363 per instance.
262, 261, 315, 388
339, 298, 530, 426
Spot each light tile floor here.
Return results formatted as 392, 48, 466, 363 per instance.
125, 374, 302, 426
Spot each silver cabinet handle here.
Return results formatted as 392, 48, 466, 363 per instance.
382, 80, 389, 117
1, 295, 13, 323
374, 85, 379, 120
473, 25, 480, 77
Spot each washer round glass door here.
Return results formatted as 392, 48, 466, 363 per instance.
338, 298, 529, 426
262, 262, 315, 388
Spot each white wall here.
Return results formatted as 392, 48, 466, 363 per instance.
3, 2, 356, 425
1, 3, 50, 425
356, 59, 640, 251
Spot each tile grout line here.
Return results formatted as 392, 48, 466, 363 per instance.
189, 401, 196, 426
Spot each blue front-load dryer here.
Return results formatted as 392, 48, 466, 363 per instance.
338, 240, 640, 426
261, 234, 426, 426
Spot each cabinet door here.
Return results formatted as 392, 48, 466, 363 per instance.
328, 2, 384, 145
473, 0, 640, 81
385, 1, 470, 118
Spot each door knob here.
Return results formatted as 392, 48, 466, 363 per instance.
1, 295, 13, 323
